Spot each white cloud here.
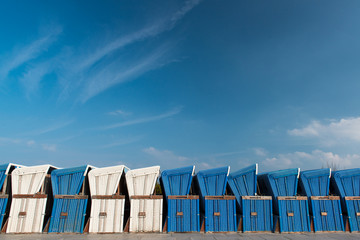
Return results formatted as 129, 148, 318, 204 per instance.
0, 26, 62, 80
57, 1, 201, 103
100, 136, 142, 149
76, 0, 201, 73
0, 137, 22, 144
42, 144, 56, 152
24, 120, 74, 136
288, 117, 360, 145
101, 107, 182, 130
143, 146, 189, 167
253, 147, 267, 157
261, 149, 360, 171
27, 140, 35, 146
108, 109, 131, 116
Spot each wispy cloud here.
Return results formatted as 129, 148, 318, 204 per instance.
108, 109, 131, 116
0, 26, 62, 81
0, 137, 23, 145
288, 117, 360, 145
100, 136, 143, 149
78, 43, 173, 103
101, 107, 182, 130
76, 0, 201, 73
253, 147, 267, 157
27, 140, 36, 146
143, 146, 190, 168
42, 144, 57, 152
57, 0, 201, 103
24, 119, 74, 136
262, 149, 360, 171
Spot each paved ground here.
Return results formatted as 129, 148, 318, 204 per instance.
0, 233, 359, 240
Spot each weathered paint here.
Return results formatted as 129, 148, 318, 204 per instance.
242, 196, 273, 232
167, 196, 200, 232
129, 198, 163, 232
343, 197, 360, 232
0, 197, 8, 229
88, 165, 128, 196
204, 196, 237, 232
228, 164, 258, 198
310, 197, 344, 232
161, 166, 200, 233
49, 165, 93, 233
228, 165, 273, 233
277, 197, 311, 233
88, 165, 128, 233
332, 168, 360, 198
6, 197, 47, 233
51, 165, 93, 195
89, 198, 125, 233
195, 167, 230, 197
161, 166, 194, 197
126, 166, 160, 197
258, 168, 300, 198
12, 165, 54, 194
48, 197, 88, 233
299, 168, 331, 197
7, 165, 55, 233
0, 163, 19, 228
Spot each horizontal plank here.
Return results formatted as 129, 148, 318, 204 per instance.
205, 196, 236, 200
168, 195, 199, 200
131, 195, 163, 199
13, 194, 47, 198
92, 195, 125, 199
242, 196, 272, 200
311, 196, 340, 200
277, 196, 307, 200
345, 196, 360, 200
54, 195, 88, 199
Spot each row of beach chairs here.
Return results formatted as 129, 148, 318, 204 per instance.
0, 163, 358, 233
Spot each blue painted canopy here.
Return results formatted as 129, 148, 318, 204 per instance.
299, 168, 330, 197
228, 164, 257, 198
332, 168, 360, 197
0, 164, 9, 190
258, 168, 300, 197
195, 166, 230, 196
161, 166, 194, 196
51, 166, 90, 195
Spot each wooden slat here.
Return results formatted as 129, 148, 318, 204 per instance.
2, 175, 8, 194
123, 218, 130, 232
12, 194, 47, 198
242, 196, 272, 200
168, 195, 199, 199
345, 196, 360, 200
131, 195, 163, 199
278, 196, 307, 200
205, 196, 236, 200
83, 218, 90, 233
311, 196, 340, 200
54, 195, 88, 199
92, 195, 125, 199
162, 218, 168, 233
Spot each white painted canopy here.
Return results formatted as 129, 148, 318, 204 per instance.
126, 166, 160, 197
12, 165, 56, 195
88, 165, 129, 196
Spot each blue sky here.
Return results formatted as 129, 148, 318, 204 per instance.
1, 0, 360, 172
